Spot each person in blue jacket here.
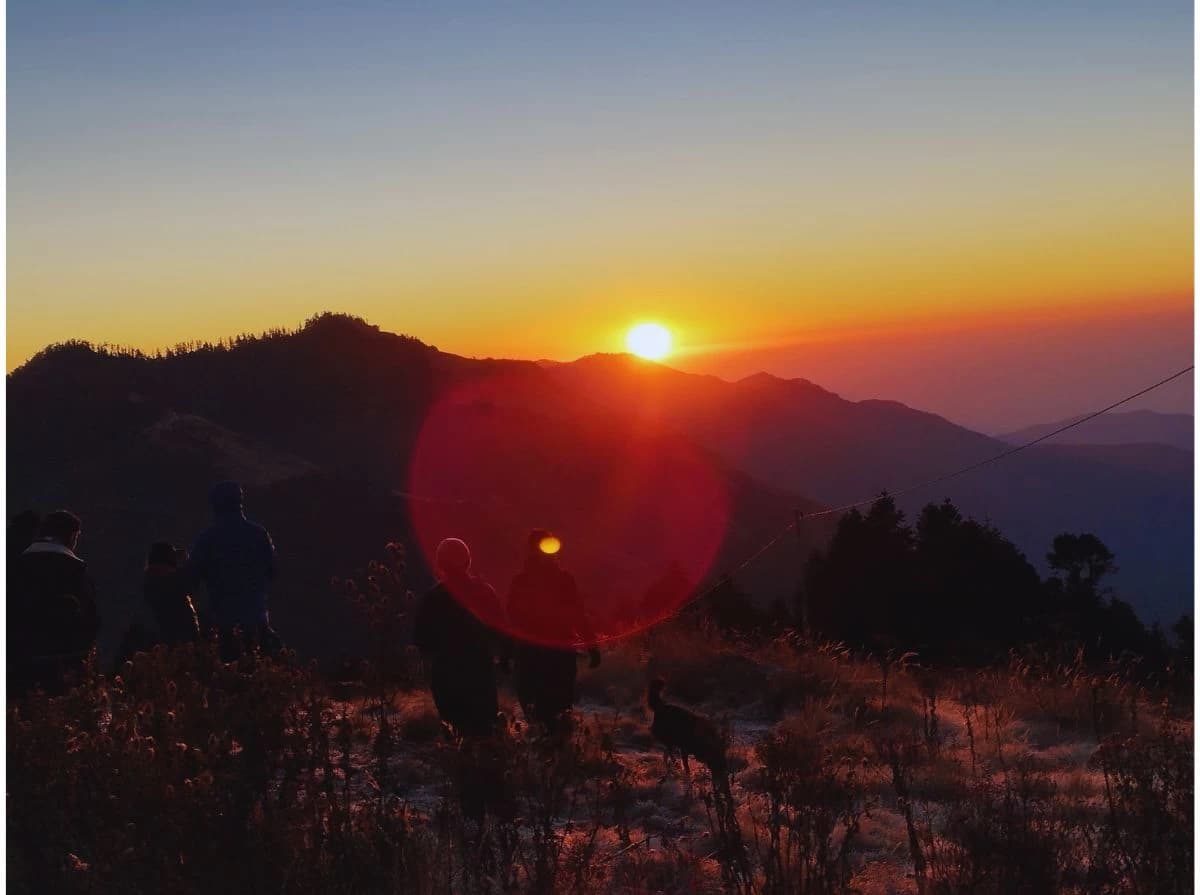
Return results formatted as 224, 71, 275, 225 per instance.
188, 481, 280, 660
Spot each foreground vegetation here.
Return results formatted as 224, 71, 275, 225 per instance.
8, 608, 1192, 894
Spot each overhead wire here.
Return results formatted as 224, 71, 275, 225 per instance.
663, 363, 1194, 619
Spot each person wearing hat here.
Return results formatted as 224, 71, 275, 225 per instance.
413, 537, 507, 738
9, 509, 100, 695
188, 481, 279, 660
507, 529, 600, 735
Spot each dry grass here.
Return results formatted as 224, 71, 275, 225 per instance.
8, 619, 1192, 894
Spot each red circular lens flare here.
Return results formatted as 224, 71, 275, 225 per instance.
407, 371, 730, 649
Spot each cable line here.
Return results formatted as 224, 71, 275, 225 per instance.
663, 362, 1194, 620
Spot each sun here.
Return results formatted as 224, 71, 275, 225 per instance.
626, 322, 672, 360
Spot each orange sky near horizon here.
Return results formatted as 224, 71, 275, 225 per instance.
8, 134, 1191, 370
7, 223, 1192, 373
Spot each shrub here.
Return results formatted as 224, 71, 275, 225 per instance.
1085, 713, 1193, 894
745, 712, 870, 894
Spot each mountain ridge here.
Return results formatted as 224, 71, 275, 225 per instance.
996, 409, 1193, 451
8, 314, 1191, 656
545, 351, 1192, 621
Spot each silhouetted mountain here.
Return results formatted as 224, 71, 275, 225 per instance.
996, 409, 1193, 451
8, 315, 829, 661
547, 355, 1193, 622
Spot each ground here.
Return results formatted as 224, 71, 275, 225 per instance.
311, 621, 1191, 893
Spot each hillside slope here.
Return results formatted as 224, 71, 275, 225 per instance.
997, 409, 1193, 451
548, 354, 1193, 621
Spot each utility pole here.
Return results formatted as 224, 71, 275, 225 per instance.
793, 509, 809, 638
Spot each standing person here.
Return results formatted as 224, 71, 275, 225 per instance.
413, 537, 506, 738
9, 510, 100, 695
188, 482, 280, 660
144, 542, 201, 646
507, 529, 601, 734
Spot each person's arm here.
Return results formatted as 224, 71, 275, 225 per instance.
59, 567, 101, 654
263, 530, 277, 581
185, 532, 209, 584
564, 572, 601, 667
475, 581, 506, 631
499, 576, 527, 668
186, 531, 221, 626
477, 581, 514, 667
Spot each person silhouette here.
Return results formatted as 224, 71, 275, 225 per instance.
144, 542, 200, 646
187, 482, 280, 660
507, 529, 600, 734
9, 510, 100, 695
413, 538, 506, 738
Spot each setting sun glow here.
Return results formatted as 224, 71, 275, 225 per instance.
626, 323, 672, 360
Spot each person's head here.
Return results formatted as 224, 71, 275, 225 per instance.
38, 510, 82, 551
209, 481, 244, 514
147, 541, 179, 568
436, 537, 472, 578
526, 528, 562, 565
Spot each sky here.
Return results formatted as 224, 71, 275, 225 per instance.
8, 1, 1194, 431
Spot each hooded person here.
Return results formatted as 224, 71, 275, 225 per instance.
9, 510, 100, 695
413, 537, 506, 738
507, 529, 601, 734
187, 482, 280, 660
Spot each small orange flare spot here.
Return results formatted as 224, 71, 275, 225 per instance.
538, 535, 562, 555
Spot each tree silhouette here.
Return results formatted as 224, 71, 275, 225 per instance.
804, 494, 915, 651
802, 497, 1168, 670
913, 499, 1041, 662
1047, 533, 1117, 601
1171, 614, 1193, 666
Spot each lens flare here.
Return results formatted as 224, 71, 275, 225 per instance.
407, 371, 730, 649
626, 323, 672, 360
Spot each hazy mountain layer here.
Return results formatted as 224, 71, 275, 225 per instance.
997, 409, 1193, 451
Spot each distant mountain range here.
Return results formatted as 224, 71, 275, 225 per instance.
8, 315, 1192, 661
544, 355, 1192, 624
996, 410, 1193, 451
